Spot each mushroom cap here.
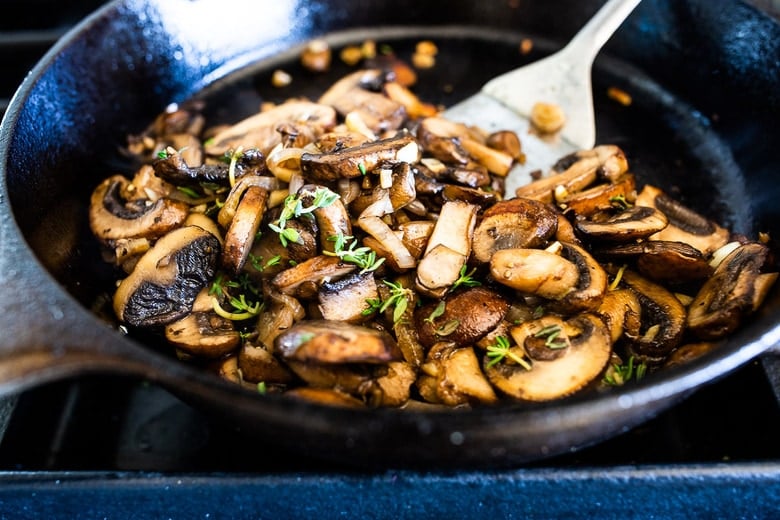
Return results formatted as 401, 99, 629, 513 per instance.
113, 225, 221, 328
89, 175, 189, 244
486, 313, 611, 402
275, 319, 401, 364
415, 286, 510, 348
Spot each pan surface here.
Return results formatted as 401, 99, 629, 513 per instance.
0, 0, 779, 468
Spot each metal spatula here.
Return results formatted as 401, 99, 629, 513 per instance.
443, 0, 641, 194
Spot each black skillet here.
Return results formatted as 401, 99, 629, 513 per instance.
0, 0, 779, 469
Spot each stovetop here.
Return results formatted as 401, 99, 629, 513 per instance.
1, 1, 780, 518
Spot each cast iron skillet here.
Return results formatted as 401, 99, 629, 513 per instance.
0, 0, 779, 468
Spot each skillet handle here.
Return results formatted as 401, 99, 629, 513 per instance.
0, 253, 176, 396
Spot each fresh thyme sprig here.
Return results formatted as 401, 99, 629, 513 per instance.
324, 232, 385, 274
362, 279, 413, 323
485, 336, 532, 370
451, 265, 481, 291
209, 273, 263, 321
424, 301, 446, 325
269, 187, 340, 247
603, 355, 647, 386
609, 194, 633, 210
248, 253, 282, 272
533, 324, 567, 349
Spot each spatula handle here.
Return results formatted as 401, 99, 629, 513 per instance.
565, 0, 642, 64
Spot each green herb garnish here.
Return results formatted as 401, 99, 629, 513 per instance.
485, 336, 532, 370
324, 232, 385, 274
603, 356, 647, 386
451, 265, 481, 291
533, 324, 567, 349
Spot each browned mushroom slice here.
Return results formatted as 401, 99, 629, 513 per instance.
485, 130, 523, 161
635, 184, 730, 256
595, 289, 642, 345
515, 146, 624, 203
211, 354, 260, 391
472, 197, 558, 264
113, 225, 221, 328
445, 163, 491, 188
575, 206, 668, 242
204, 100, 337, 156
442, 184, 498, 209
612, 267, 687, 362
165, 288, 240, 359
595, 241, 713, 284
688, 242, 778, 340
300, 131, 419, 182
415, 287, 510, 348
318, 272, 379, 323
663, 341, 719, 368
284, 387, 365, 407
297, 184, 352, 253
153, 146, 262, 186
397, 220, 435, 259
271, 255, 356, 298
222, 185, 268, 274
285, 360, 414, 407
418, 342, 498, 406
318, 69, 406, 133
560, 173, 636, 216
315, 130, 372, 153
553, 242, 609, 313
486, 313, 611, 402
490, 248, 580, 299
238, 342, 295, 384
415, 200, 478, 297
276, 320, 401, 363
417, 116, 514, 176
89, 175, 189, 244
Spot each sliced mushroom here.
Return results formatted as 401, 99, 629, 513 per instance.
204, 100, 337, 156
595, 288, 642, 345
300, 131, 419, 182
271, 255, 356, 298
285, 360, 413, 407
153, 147, 265, 186
415, 200, 478, 297
415, 286, 510, 348
276, 320, 401, 363
418, 343, 498, 406
417, 116, 514, 176
553, 242, 609, 313
595, 241, 713, 284
255, 288, 305, 351
89, 175, 189, 244
297, 184, 352, 253
164, 288, 240, 358
315, 130, 372, 153
238, 342, 296, 384
284, 387, 365, 408
560, 173, 636, 216
318, 272, 379, 323
114, 225, 221, 328
664, 341, 719, 368
318, 69, 406, 133
486, 313, 611, 402
222, 185, 269, 274
688, 242, 778, 340
574, 206, 668, 242
442, 184, 498, 208
612, 267, 687, 362
635, 184, 730, 256
490, 248, 580, 299
472, 197, 558, 264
